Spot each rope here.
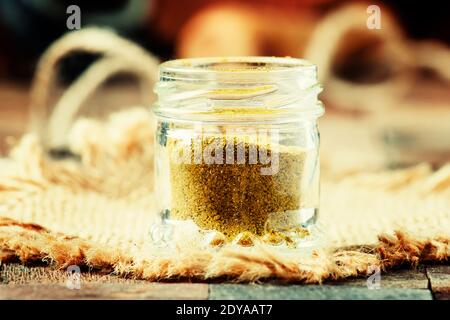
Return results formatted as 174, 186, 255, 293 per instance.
28, 27, 159, 150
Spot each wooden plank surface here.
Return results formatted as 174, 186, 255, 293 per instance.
0, 263, 209, 300
1, 263, 448, 300
327, 268, 430, 289
427, 265, 450, 300
0, 284, 210, 300
209, 284, 432, 300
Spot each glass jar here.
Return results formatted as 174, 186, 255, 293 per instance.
152, 57, 324, 249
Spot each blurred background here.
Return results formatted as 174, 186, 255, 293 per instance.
0, 0, 449, 172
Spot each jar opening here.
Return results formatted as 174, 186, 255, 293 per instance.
159, 56, 317, 82
154, 57, 324, 122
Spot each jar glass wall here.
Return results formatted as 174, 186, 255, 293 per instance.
152, 57, 324, 249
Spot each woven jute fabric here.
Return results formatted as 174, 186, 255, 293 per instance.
0, 108, 449, 283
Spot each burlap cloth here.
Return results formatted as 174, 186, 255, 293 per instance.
0, 107, 449, 283
0, 27, 449, 283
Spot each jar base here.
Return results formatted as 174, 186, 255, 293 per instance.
150, 208, 322, 250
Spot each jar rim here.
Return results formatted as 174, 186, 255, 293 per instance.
159, 56, 317, 82
154, 56, 323, 121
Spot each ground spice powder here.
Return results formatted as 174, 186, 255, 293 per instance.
167, 133, 311, 241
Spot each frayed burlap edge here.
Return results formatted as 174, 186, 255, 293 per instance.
0, 217, 448, 283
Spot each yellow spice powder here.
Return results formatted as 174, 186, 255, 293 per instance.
167, 134, 309, 240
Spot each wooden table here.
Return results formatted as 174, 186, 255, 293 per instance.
0, 263, 448, 300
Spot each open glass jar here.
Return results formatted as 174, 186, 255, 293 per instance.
152, 57, 324, 249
